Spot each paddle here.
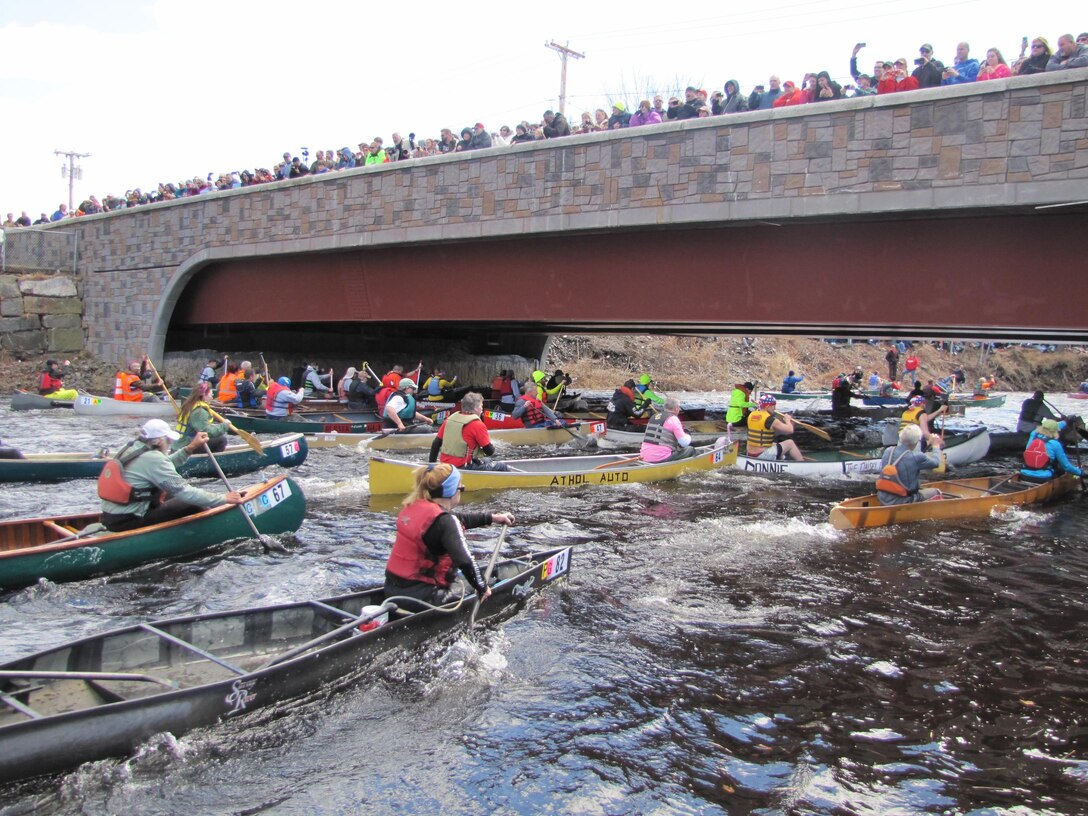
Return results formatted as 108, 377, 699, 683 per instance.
772, 411, 832, 442
149, 359, 263, 454
936, 475, 1018, 496
259, 352, 270, 388
470, 524, 508, 627
146, 359, 280, 554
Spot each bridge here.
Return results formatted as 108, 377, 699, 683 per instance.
10, 70, 1088, 368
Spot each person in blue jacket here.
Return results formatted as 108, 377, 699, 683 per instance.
780, 371, 804, 394
1020, 419, 1083, 481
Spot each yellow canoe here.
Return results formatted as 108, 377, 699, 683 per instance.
306, 422, 605, 450
829, 474, 1079, 530
367, 442, 739, 495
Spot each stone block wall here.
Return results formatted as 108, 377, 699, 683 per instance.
0, 274, 85, 355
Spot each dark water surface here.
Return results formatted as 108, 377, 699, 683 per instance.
1, 395, 1087, 815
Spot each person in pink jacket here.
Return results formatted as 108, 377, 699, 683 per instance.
977, 48, 1012, 80
640, 397, 695, 463
628, 99, 663, 127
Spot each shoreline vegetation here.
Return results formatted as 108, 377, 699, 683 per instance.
1, 336, 1084, 398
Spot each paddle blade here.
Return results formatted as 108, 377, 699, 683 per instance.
235, 427, 264, 453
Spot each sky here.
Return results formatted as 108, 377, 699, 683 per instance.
0, 0, 1078, 219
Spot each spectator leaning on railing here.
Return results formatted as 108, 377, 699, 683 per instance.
941, 42, 980, 84
1047, 34, 1088, 70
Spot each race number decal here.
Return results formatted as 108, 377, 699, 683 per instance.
280, 439, 301, 457
244, 480, 292, 517
540, 549, 571, 581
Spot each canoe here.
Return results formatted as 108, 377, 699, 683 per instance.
0, 433, 309, 483
368, 442, 739, 495
0, 546, 571, 782
733, 428, 990, 478
828, 473, 1079, 530
227, 411, 384, 435
1067, 392, 1088, 400
0, 475, 305, 589
596, 420, 740, 449
949, 394, 1006, 409
303, 423, 605, 450
861, 394, 908, 407
10, 390, 75, 411
73, 394, 175, 419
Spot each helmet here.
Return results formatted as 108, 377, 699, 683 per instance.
277, 376, 291, 386
909, 395, 926, 406
758, 394, 777, 408
639, 374, 652, 386
399, 378, 417, 390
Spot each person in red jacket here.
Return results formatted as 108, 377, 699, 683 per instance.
878, 58, 920, 93
383, 463, 514, 610
772, 81, 806, 107
429, 392, 511, 471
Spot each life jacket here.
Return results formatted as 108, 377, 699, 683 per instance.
875, 448, 912, 497
114, 371, 143, 401
386, 500, 455, 587
1018, 398, 1044, 425
1023, 436, 1052, 470
265, 381, 294, 414
96, 443, 157, 504
376, 386, 395, 416
642, 412, 679, 449
199, 365, 217, 384
175, 400, 211, 440
440, 413, 482, 464
382, 391, 416, 421
517, 394, 547, 426
899, 406, 924, 431
425, 376, 443, 397
381, 371, 401, 389
746, 409, 776, 448
217, 371, 238, 403
236, 380, 259, 408
39, 372, 64, 395
491, 376, 511, 401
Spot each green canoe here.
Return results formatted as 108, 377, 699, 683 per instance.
0, 475, 305, 589
0, 434, 308, 483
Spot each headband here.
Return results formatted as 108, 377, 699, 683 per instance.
427, 465, 463, 499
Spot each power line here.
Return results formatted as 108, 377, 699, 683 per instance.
54, 149, 91, 213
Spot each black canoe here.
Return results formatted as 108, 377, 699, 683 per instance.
0, 546, 572, 782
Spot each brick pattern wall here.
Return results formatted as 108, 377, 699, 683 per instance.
46, 72, 1088, 361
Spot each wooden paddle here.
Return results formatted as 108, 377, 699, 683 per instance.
934, 476, 1017, 496
592, 455, 642, 470
145, 358, 280, 554
470, 524, 507, 626
772, 411, 832, 441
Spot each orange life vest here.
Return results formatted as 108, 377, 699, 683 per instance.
113, 371, 143, 401
217, 371, 239, 403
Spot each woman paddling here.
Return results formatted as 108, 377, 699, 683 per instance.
174, 382, 231, 453
384, 463, 513, 611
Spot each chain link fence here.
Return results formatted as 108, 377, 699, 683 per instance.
0, 228, 79, 275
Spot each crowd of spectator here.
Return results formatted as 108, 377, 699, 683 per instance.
4, 31, 1086, 227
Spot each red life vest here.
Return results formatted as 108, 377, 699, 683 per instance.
1023, 436, 1051, 470
264, 381, 294, 414
96, 445, 157, 504
376, 386, 396, 416
381, 372, 401, 389
517, 394, 546, 426
386, 500, 454, 587
39, 372, 64, 395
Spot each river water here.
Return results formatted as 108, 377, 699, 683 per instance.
1, 393, 1087, 815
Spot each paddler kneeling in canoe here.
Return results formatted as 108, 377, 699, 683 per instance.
384, 463, 514, 611
875, 424, 946, 506
640, 397, 696, 463
99, 419, 245, 533
174, 381, 233, 453
430, 391, 511, 471
746, 394, 804, 462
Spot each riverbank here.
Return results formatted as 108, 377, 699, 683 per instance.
2, 338, 1085, 396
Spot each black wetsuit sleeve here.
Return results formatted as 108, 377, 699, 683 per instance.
423, 513, 488, 593
428, 437, 442, 463
480, 443, 496, 457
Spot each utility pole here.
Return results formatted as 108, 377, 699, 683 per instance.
54, 149, 90, 213
544, 41, 585, 118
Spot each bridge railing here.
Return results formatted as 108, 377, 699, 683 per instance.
0, 228, 79, 275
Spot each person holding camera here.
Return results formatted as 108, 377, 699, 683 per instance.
941, 42, 980, 84
878, 58, 920, 94
912, 44, 944, 88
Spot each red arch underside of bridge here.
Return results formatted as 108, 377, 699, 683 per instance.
172, 212, 1082, 335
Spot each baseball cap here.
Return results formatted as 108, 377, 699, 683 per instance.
140, 419, 181, 441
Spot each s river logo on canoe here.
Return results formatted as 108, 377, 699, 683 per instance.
225, 678, 258, 715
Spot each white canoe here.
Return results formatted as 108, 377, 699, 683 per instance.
733, 428, 990, 478
73, 394, 176, 419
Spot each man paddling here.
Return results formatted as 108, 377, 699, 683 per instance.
1016, 390, 1058, 433
99, 419, 244, 532
640, 397, 695, 463
511, 382, 562, 428
114, 357, 159, 402
876, 424, 946, 505
607, 379, 649, 431
726, 382, 755, 433
746, 394, 804, 462
383, 378, 434, 432
38, 359, 77, 401
899, 395, 946, 449
429, 392, 511, 471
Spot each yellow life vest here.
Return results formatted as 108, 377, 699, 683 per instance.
899, 406, 924, 431
746, 409, 776, 449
